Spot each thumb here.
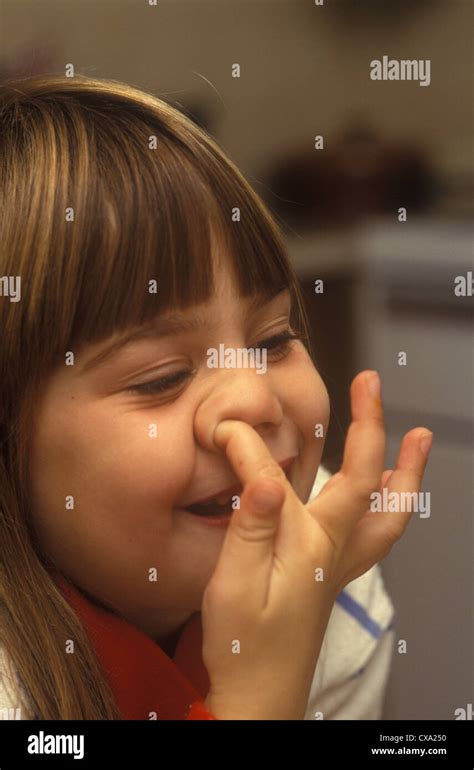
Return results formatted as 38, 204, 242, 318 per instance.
214, 476, 286, 599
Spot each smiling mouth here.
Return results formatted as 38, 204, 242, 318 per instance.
184, 459, 295, 518
187, 497, 238, 518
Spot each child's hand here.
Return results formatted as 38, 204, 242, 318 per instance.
201, 370, 433, 720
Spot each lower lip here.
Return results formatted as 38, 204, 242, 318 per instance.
179, 463, 295, 529
179, 508, 233, 528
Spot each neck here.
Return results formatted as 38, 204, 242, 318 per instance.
157, 625, 187, 657
119, 606, 195, 656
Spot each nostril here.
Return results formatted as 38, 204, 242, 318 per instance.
212, 420, 237, 453
193, 419, 221, 455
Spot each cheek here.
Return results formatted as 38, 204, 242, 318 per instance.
29, 406, 200, 585
30, 402, 197, 537
305, 371, 330, 437
68, 408, 197, 514
283, 354, 330, 439
284, 361, 329, 502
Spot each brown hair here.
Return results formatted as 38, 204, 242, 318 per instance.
0, 74, 313, 719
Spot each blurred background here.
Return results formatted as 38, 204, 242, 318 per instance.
1, 0, 472, 720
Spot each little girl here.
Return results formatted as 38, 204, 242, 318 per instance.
0, 75, 432, 720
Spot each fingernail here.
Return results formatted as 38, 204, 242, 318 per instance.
419, 432, 433, 457
366, 371, 380, 398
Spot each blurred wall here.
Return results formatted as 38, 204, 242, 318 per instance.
1, 0, 472, 183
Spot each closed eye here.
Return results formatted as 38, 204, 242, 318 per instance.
253, 330, 301, 359
128, 369, 192, 396
128, 330, 301, 396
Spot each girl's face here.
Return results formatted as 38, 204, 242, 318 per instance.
28, 247, 330, 647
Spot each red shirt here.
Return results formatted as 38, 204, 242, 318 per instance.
51, 571, 217, 720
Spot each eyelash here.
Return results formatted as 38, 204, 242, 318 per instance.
129, 331, 301, 397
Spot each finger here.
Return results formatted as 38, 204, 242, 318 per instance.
212, 419, 307, 567
381, 469, 393, 489
369, 427, 433, 540
314, 466, 392, 503
207, 475, 286, 608
213, 419, 297, 502
341, 467, 395, 522
338, 428, 433, 577
307, 370, 386, 542
310, 470, 342, 499
341, 370, 386, 494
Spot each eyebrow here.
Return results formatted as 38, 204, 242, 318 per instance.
79, 289, 288, 374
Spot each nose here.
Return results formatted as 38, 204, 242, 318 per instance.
194, 367, 284, 453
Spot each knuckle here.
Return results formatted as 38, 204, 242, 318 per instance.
383, 519, 409, 547
203, 578, 242, 613
374, 538, 394, 562
369, 409, 385, 427
232, 518, 276, 543
391, 519, 410, 541
257, 461, 287, 482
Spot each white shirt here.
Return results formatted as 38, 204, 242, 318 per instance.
304, 464, 395, 720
